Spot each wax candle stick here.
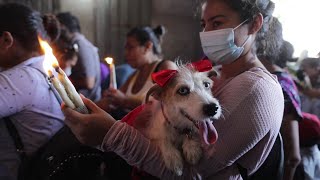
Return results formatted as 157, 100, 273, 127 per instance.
48, 70, 75, 109
105, 57, 117, 89
54, 66, 89, 114
39, 37, 88, 114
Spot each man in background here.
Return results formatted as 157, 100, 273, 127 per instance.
56, 12, 101, 101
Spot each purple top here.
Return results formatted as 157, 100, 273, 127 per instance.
0, 56, 64, 180
273, 71, 303, 120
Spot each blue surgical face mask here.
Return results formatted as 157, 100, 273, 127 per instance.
199, 19, 251, 65
64, 66, 72, 76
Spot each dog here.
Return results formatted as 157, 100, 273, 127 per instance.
133, 61, 222, 176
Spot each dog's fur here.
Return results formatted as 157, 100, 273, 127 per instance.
133, 63, 221, 176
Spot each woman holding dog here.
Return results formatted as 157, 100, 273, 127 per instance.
63, 0, 284, 179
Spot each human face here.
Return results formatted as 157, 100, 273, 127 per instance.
200, 0, 250, 47
125, 36, 146, 68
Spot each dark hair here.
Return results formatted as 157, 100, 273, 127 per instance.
277, 40, 295, 68
42, 14, 61, 43
256, 17, 283, 65
0, 3, 46, 52
214, 0, 275, 53
127, 25, 166, 55
56, 12, 81, 33
53, 39, 78, 62
301, 58, 320, 69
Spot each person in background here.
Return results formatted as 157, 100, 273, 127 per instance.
56, 12, 101, 101
0, 3, 64, 180
42, 13, 79, 77
42, 14, 61, 43
257, 17, 302, 180
295, 57, 320, 180
62, 0, 284, 179
297, 58, 320, 118
96, 25, 176, 119
54, 40, 79, 76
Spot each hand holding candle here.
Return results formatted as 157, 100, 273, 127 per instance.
105, 57, 117, 89
39, 37, 88, 114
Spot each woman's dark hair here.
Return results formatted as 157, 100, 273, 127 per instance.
277, 40, 295, 68
127, 25, 166, 55
256, 17, 284, 65
53, 39, 78, 62
56, 12, 81, 33
0, 3, 46, 52
42, 14, 61, 43
217, 0, 276, 53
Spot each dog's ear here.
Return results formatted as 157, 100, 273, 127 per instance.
145, 84, 162, 103
206, 68, 219, 78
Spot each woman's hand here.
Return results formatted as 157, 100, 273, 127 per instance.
95, 97, 117, 112
104, 87, 127, 108
62, 95, 116, 146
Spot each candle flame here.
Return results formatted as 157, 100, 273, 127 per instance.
105, 57, 113, 65
38, 37, 59, 74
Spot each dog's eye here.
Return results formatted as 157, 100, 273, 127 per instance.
203, 82, 211, 89
177, 86, 190, 96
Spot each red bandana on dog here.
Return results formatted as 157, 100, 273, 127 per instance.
152, 60, 212, 87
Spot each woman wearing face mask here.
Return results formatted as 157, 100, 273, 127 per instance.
54, 40, 79, 76
61, 0, 284, 179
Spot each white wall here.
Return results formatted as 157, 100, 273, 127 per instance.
152, 0, 203, 61
59, 0, 95, 44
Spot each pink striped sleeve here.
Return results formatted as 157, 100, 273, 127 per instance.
101, 121, 200, 179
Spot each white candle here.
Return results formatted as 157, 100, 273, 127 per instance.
48, 70, 75, 109
39, 37, 88, 114
54, 66, 85, 108
105, 57, 117, 89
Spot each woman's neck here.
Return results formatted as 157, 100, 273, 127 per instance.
261, 59, 283, 73
8, 49, 40, 68
220, 52, 265, 80
138, 54, 160, 71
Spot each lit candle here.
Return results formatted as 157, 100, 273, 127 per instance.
48, 70, 76, 109
39, 37, 88, 114
105, 57, 117, 89
53, 65, 88, 113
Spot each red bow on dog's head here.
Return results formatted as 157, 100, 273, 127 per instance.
152, 60, 212, 87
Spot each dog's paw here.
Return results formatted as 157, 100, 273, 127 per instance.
183, 140, 202, 165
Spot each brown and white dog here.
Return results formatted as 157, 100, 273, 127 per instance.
133, 61, 221, 176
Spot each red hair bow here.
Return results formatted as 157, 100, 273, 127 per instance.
188, 59, 212, 72
152, 60, 212, 87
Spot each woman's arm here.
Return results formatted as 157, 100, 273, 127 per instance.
281, 114, 301, 180
63, 97, 197, 179
301, 87, 320, 98
157, 60, 177, 71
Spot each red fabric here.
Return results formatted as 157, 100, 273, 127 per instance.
188, 59, 213, 72
121, 104, 145, 126
151, 60, 213, 87
120, 104, 157, 180
299, 112, 320, 147
151, 69, 177, 87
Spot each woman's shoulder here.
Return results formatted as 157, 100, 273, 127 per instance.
234, 68, 280, 88
218, 68, 283, 102
155, 60, 177, 72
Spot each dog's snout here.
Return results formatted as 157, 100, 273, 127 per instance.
203, 103, 219, 117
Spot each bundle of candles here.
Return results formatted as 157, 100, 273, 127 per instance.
39, 38, 89, 114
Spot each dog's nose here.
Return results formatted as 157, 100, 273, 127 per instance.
203, 103, 219, 117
